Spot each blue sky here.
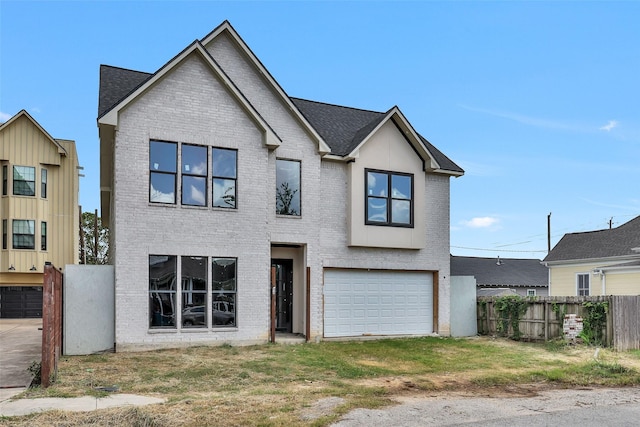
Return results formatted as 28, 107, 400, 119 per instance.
2, 1, 639, 259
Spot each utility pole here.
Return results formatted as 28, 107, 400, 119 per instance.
94, 209, 99, 264
547, 212, 552, 253
79, 206, 85, 264
609, 217, 613, 229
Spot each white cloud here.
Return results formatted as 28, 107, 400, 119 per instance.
463, 217, 500, 228
0, 111, 12, 122
599, 120, 618, 131
459, 104, 592, 132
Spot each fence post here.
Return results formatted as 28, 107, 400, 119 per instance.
41, 263, 62, 388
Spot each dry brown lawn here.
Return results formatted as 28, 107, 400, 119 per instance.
4, 336, 640, 426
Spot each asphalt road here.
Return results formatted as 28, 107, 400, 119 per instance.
332, 387, 640, 426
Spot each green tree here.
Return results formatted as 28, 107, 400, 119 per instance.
276, 182, 298, 215
80, 211, 109, 264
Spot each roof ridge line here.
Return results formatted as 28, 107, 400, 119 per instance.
100, 64, 152, 75
290, 97, 386, 115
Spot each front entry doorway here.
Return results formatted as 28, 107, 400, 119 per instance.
271, 259, 293, 333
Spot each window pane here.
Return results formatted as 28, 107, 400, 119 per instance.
213, 293, 235, 326
12, 220, 35, 249
3, 165, 7, 195
367, 198, 387, 223
41, 222, 47, 251
276, 160, 300, 215
213, 178, 236, 208
391, 199, 411, 224
182, 176, 206, 206
41, 169, 47, 198
367, 172, 387, 197
391, 175, 411, 200
182, 256, 207, 328
13, 166, 35, 196
150, 141, 177, 173
212, 258, 236, 291
182, 145, 207, 176
212, 148, 237, 179
149, 255, 176, 328
150, 172, 176, 203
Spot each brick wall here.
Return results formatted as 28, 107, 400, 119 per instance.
111, 33, 453, 350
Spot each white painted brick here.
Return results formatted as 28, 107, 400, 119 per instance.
110, 36, 453, 351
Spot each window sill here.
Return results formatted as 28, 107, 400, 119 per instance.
276, 214, 302, 219
148, 328, 178, 334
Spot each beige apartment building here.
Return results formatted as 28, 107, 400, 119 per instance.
0, 110, 80, 317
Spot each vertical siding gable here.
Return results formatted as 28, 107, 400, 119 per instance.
0, 115, 62, 165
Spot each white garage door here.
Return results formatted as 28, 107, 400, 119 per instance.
323, 269, 433, 338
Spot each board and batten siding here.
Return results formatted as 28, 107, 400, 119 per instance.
0, 113, 79, 281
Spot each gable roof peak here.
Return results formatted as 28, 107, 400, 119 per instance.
0, 109, 68, 156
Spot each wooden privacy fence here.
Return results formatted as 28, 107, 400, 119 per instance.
477, 295, 640, 351
42, 262, 63, 388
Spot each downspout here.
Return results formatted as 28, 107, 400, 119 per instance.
601, 271, 606, 295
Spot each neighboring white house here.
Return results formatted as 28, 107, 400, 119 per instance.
97, 21, 464, 351
543, 215, 640, 296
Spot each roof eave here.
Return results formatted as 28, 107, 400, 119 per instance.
1, 110, 68, 156
345, 107, 443, 171
97, 40, 281, 148
544, 253, 640, 266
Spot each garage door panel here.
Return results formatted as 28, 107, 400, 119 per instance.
324, 270, 433, 338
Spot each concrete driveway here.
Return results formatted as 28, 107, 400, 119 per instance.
0, 318, 42, 400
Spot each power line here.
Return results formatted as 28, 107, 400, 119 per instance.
451, 245, 547, 253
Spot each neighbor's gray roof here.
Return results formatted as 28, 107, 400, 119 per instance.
450, 255, 548, 287
543, 215, 640, 263
97, 65, 463, 173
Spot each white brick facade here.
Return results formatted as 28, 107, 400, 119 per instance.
105, 24, 454, 351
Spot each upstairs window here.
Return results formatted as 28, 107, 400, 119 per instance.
276, 159, 301, 216
365, 169, 413, 227
2, 165, 7, 195
181, 144, 207, 206
13, 220, 35, 249
577, 273, 590, 296
149, 141, 177, 204
2, 220, 6, 249
41, 222, 47, 251
212, 148, 237, 208
41, 169, 48, 198
13, 166, 36, 196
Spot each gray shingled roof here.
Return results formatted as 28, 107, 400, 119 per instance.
98, 65, 151, 118
543, 215, 640, 263
97, 66, 463, 174
291, 98, 463, 173
451, 256, 548, 287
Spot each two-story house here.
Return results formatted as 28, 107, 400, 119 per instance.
544, 215, 640, 296
0, 110, 80, 318
98, 21, 463, 351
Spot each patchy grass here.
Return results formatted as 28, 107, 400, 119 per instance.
5, 336, 640, 426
